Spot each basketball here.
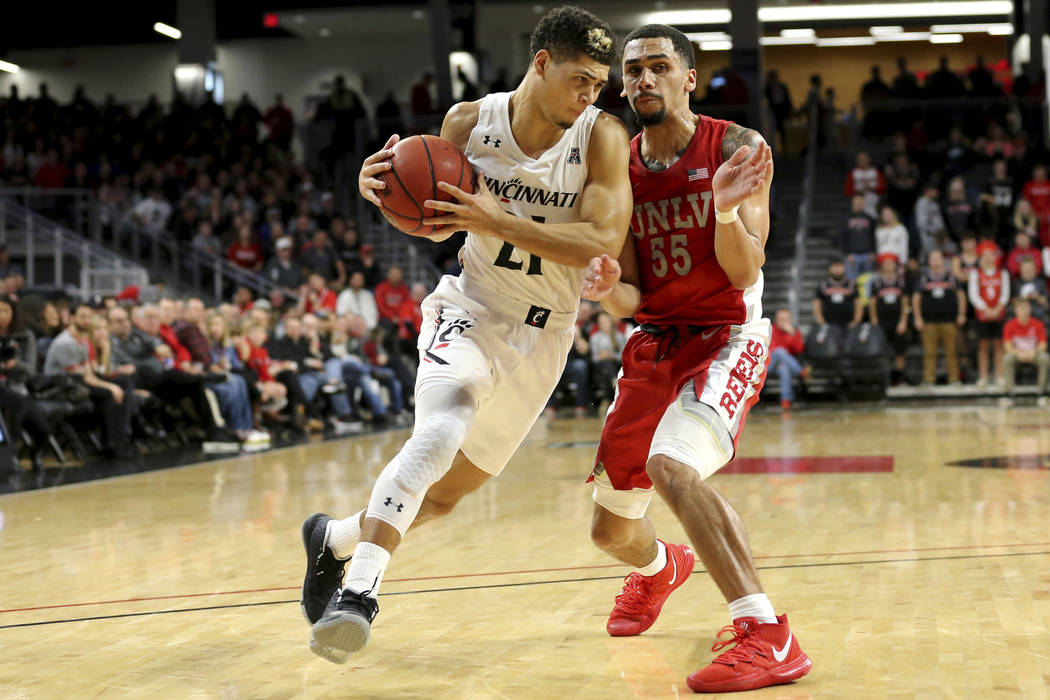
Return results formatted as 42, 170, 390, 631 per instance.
376, 134, 475, 235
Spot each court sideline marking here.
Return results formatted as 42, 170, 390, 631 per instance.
2, 550, 1047, 630
2, 540, 1047, 616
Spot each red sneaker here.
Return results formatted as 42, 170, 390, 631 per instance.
606, 541, 694, 637
686, 614, 811, 693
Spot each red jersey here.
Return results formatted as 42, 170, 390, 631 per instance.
628, 116, 762, 326
969, 267, 1010, 321
1003, 317, 1047, 351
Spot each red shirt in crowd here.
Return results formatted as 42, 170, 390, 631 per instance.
1003, 316, 1047, 352
1023, 179, 1050, 213
770, 324, 805, 355
244, 342, 275, 381
159, 324, 193, 367
844, 167, 886, 198
397, 297, 423, 339
374, 281, 410, 320
227, 241, 263, 269
263, 104, 294, 143
34, 161, 70, 189
1006, 246, 1043, 277
305, 287, 337, 314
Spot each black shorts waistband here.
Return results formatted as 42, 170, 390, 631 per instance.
639, 323, 716, 336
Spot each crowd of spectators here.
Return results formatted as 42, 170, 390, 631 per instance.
816, 57, 1050, 402
0, 283, 419, 473
545, 301, 630, 418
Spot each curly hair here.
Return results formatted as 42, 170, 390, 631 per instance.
623, 24, 696, 70
529, 6, 617, 66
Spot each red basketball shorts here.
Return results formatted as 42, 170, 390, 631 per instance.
590, 317, 771, 518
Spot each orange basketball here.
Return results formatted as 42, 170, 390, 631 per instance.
376, 135, 475, 235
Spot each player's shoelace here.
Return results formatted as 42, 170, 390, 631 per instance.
314, 549, 346, 586
613, 573, 658, 615
710, 623, 768, 666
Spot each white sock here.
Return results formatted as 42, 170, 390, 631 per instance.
343, 542, 392, 596
637, 540, 668, 577
728, 592, 777, 624
327, 511, 363, 560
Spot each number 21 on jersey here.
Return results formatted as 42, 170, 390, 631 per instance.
492, 214, 545, 276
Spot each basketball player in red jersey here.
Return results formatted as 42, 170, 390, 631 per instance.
582, 25, 811, 692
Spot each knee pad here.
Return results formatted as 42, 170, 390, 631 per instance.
367, 456, 425, 536
394, 414, 467, 495
649, 390, 734, 481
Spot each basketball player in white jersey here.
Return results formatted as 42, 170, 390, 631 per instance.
302, 6, 632, 663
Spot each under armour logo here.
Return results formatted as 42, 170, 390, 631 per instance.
483, 135, 501, 148
383, 497, 405, 512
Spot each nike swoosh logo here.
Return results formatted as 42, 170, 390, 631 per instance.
772, 632, 792, 662
701, 327, 720, 341
666, 552, 678, 586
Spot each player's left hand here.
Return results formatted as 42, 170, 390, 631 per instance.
581, 254, 622, 301
712, 141, 773, 213
423, 178, 506, 238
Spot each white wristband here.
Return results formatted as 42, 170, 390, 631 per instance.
715, 205, 740, 225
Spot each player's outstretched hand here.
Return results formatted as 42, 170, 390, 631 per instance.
423, 177, 506, 238
581, 254, 622, 301
358, 134, 399, 207
712, 140, 773, 213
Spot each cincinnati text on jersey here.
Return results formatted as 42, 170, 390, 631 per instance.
630, 191, 713, 237
484, 176, 580, 208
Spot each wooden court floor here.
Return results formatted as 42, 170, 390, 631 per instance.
1, 405, 1048, 699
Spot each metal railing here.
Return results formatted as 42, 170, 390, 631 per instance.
0, 199, 148, 298
0, 187, 291, 304
786, 101, 820, 323
105, 205, 293, 304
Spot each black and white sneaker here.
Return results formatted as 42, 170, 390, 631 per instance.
300, 513, 350, 625
310, 588, 379, 664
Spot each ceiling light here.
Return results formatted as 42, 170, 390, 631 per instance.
643, 9, 733, 25
761, 36, 816, 45
876, 32, 933, 41
685, 32, 731, 42
319, 27, 331, 38
931, 22, 1013, 32
930, 33, 964, 43
701, 40, 733, 51
759, 1, 1012, 22
0, 60, 20, 74
412, 10, 425, 19
153, 22, 182, 40
870, 26, 905, 35
988, 25, 1014, 34
781, 28, 816, 38
294, 14, 305, 23
817, 36, 877, 47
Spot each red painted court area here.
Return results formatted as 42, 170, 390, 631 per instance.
724, 456, 894, 474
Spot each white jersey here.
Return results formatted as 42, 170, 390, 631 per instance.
460, 92, 600, 315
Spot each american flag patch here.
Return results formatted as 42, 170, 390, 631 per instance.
687, 168, 709, 181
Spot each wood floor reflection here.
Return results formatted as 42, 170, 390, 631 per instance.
1, 405, 1048, 699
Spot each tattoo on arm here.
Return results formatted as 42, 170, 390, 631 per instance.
722, 124, 763, 162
